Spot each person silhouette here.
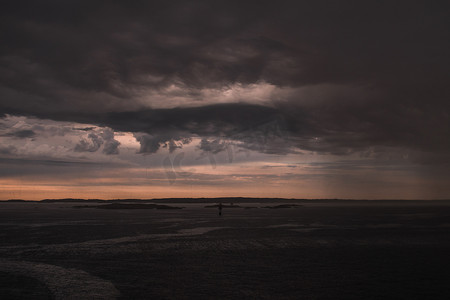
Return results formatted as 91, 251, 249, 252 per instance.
218, 203, 222, 216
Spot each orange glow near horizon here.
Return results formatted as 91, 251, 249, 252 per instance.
0, 177, 308, 200
1, 172, 448, 200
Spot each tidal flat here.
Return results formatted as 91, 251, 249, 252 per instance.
1, 199, 450, 299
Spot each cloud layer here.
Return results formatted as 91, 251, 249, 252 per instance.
1, 1, 448, 158
0, 1, 449, 199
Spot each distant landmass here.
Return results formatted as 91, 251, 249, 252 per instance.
74, 203, 184, 210
2, 197, 450, 203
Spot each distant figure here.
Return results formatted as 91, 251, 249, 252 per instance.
218, 202, 223, 216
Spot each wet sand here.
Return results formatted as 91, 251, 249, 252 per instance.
1, 200, 450, 299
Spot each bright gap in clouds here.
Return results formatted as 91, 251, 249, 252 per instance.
137, 81, 279, 109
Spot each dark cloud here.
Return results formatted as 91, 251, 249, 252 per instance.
73, 129, 121, 154
1, 1, 448, 104
73, 127, 96, 131
198, 139, 229, 154
102, 103, 295, 155
162, 138, 192, 153
78, 101, 448, 158
104, 103, 282, 136
134, 132, 191, 154
74, 132, 103, 152
102, 139, 120, 155
10, 100, 443, 159
3, 129, 36, 138
134, 134, 162, 154
100, 128, 121, 155
0, 1, 449, 159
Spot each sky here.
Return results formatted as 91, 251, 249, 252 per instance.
0, 1, 449, 200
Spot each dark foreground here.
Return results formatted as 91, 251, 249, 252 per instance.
1, 200, 450, 299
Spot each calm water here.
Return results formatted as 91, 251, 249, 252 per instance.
1, 200, 450, 299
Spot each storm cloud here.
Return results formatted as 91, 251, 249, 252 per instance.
3, 129, 36, 139
1, 1, 449, 157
